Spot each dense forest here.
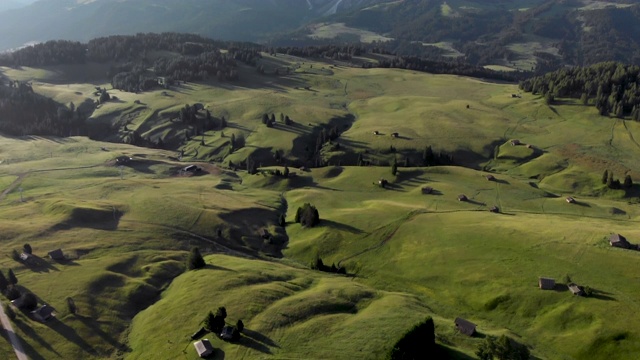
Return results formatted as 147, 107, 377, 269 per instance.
519, 62, 640, 119
0, 81, 88, 137
0, 33, 262, 92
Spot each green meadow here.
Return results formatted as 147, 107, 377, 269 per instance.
2, 52, 640, 359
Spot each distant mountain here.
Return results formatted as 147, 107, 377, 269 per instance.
2, 0, 640, 70
0, 0, 38, 12
0, 0, 385, 51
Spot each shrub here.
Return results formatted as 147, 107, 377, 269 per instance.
187, 247, 206, 270
20, 293, 38, 311
295, 203, 320, 228
476, 335, 530, 360
4, 286, 21, 300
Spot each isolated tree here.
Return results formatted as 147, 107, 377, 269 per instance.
203, 311, 216, 332
23, 244, 32, 254
391, 158, 398, 176
424, 146, 435, 166
236, 319, 244, 333
295, 203, 320, 228
279, 113, 284, 122
283, 166, 290, 178
0, 271, 8, 292
230, 133, 236, 150
262, 114, 269, 124
624, 174, 633, 189
4, 286, 20, 300
215, 306, 227, 320
602, 169, 609, 184
20, 293, 38, 311
187, 247, 206, 270
7, 269, 17, 285
607, 172, 614, 188
66, 297, 77, 315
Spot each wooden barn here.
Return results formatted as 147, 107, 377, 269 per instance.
538, 277, 556, 290
454, 317, 477, 336
609, 234, 631, 249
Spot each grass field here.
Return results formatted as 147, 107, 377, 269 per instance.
3, 52, 640, 359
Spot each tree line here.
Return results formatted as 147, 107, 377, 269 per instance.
519, 62, 640, 119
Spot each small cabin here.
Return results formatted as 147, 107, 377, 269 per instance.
489, 206, 500, 213
458, 194, 468, 202
378, 179, 389, 188
373, 130, 379, 135
510, 139, 521, 146
220, 325, 235, 340
193, 339, 214, 358
390, 132, 399, 138
183, 165, 201, 173
566, 197, 576, 204
609, 233, 631, 249
20, 252, 32, 262
454, 317, 476, 336
568, 283, 584, 296
485, 174, 496, 181
31, 305, 55, 322
48, 249, 64, 261
115, 156, 132, 165
539, 277, 555, 290
421, 187, 433, 194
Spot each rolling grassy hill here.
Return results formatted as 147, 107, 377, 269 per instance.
3, 51, 640, 359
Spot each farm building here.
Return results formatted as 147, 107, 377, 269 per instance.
31, 305, 55, 322
568, 283, 584, 296
454, 317, 476, 336
538, 277, 556, 290
19, 252, 32, 262
48, 249, 64, 261
183, 165, 201, 173
485, 174, 496, 181
421, 187, 433, 194
115, 156, 132, 165
609, 234, 631, 249
373, 130, 379, 135
489, 206, 500, 213
378, 179, 389, 188
391, 132, 399, 138
566, 197, 576, 204
193, 339, 214, 358
458, 194, 468, 202
220, 325, 235, 340
510, 139, 521, 146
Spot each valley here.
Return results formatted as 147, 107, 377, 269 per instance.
1, 45, 640, 360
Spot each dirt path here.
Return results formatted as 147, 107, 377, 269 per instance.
0, 300, 28, 360
0, 173, 27, 202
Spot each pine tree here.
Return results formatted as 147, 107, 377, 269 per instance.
216, 307, 227, 320
607, 172, 614, 188
7, 269, 17, 285
279, 214, 286, 227
23, 244, 32, 254
624, 174, 633, 189
236, 319, 244, 333
391, 158, 398, 176
602, 169, 609, 184
283, 166, 289, 178
203, 311, 216, 331
187, 247, 206, 270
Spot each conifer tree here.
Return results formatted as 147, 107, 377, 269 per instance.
187, 247, 206, 270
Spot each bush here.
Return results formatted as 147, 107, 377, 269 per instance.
476, 335, 530, 360
187, 247, 206, 270
4, 286, 21, 300
20, 293, 38, 311
295, 203, 320, 228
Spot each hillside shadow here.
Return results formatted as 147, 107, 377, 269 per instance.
15, 319, 60, 357
23, 255, 60, 273
76, 315, 131, 352
203, 264, 235, 272
45, 317, 98, 356
317, 219, 365, 234
242, 329, 279, 348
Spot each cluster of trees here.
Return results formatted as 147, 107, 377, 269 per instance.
602, 170, 633, 190
378, 56, 525, 82
387, 317, 436, 360
476, 335, 530, 360
295, 203, 320, 228
0, 269, 37, 315
273, 45, 365, 60
202, 306, 243, 341
0, 81, 88, 136
311, 256, 347, 275
520, 62, 640, 119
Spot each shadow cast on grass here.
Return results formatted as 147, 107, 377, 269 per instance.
237, 335, 272, 354
14, 318, 60, 356
317, 219, 365, 234
242, 329, 279, 348
76, 315, 131, 353
45, 317, 98, 356
202, 264, 235, 272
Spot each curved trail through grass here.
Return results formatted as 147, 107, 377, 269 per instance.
622, 119, 640, 151
0, 300, 28, 360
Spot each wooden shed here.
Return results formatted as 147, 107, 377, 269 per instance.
48, 249, 64, 261
566, 197, 576, 204
609, 234, 631, 249
568, 283, 584, 296
454, 317, 476, 336
485, 174, 496, 181
458, 194, 468, 202
421, 187, 433, 194
489, 206, 500, 213
194, 339, 214, 358
31, 305, 55, 322
538, 277, 556, 290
